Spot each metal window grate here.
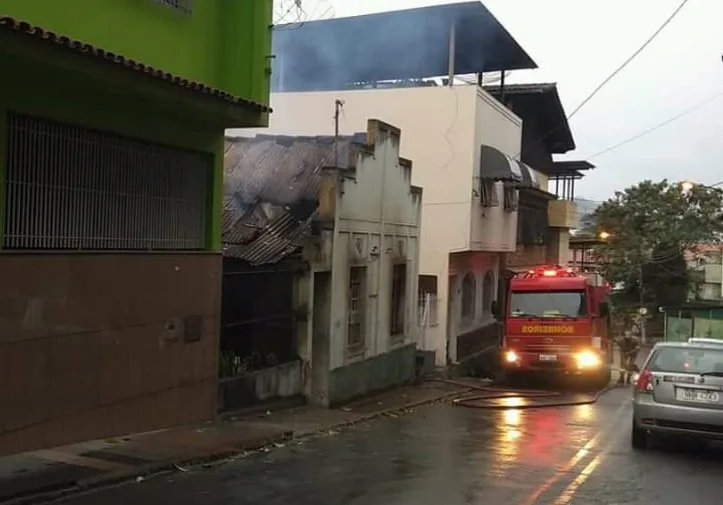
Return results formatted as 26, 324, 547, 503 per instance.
347, 266, 366, 347
3, 112, 210, 250
150, 0, 193, 14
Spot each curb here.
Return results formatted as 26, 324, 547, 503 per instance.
2, 432, 293, 505
2, 387, 465, 505
291, 388, 468, 439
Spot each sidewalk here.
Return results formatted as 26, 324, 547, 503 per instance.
0, 381, 467, 505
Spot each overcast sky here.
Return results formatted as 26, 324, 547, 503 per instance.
275, 0, 723, 203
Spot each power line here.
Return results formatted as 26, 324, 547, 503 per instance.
567, 0, 691, 121
520, 0, 691, 158
585, 91, 723, 159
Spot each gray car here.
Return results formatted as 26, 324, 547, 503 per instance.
632, 341, 723, 449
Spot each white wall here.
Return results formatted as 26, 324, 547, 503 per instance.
469, 89, 522, 252
327, 123, 422, 370
235, 85, 522, 365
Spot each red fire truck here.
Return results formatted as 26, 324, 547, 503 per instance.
499, 265, 613, 386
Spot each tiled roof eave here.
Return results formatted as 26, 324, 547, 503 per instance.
0, 16, 271, 114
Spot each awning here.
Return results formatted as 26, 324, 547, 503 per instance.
479, 145, 540, 189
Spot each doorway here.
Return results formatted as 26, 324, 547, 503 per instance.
311, 271, 331, 406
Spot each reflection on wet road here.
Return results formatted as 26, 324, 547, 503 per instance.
61, 387, 723, 505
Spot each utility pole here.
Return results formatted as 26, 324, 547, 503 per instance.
333, 99, 344, 170
638, 262, 647, 344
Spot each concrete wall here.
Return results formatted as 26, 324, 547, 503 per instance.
218, 360, 302, 412
329, 343, 416, 405
296, 120, 422, 405
0, 253, 221, 456
235, 85, 522, 366
469, 89, 522, 253
2, 0, 273, 104
447, 252, 499, 363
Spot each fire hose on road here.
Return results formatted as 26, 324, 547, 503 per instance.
431, 378, 619, 409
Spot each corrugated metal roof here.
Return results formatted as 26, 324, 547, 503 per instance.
222, 133, 365, 265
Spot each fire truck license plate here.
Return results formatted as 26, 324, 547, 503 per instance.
539, 354, 557, 361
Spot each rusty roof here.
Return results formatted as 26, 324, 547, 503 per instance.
223, 133, 365, 265
0, 16, 270, 114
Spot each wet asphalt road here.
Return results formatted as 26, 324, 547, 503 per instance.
59, 386, 723, 505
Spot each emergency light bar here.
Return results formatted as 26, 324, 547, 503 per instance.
515, 265, 578, 279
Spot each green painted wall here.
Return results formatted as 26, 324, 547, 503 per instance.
2, 0, 272, 107
328, 344, 417, 406
0, 53, 224, 250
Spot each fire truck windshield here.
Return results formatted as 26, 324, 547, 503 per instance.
508, 290, 588, 319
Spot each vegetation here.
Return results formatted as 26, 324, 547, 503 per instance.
589, 179, 723, 309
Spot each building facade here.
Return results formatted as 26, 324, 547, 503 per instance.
224, 119, 422, 407
687, 244, 723, 302
240, 84, 541, 367
0, 0, 272, 455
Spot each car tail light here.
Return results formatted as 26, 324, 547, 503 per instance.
635, 369, 654, 393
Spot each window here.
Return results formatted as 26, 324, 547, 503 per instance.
482, 271, 495, 315
3, 113, 209, 250
481, 179, 499, 208
390, 263, 407, 336
461, 272, 476, 319
150, 0, 193, 14
508, 290, 588, 318
418, 274, 439, 327
517, 205, 549, 245
347, 266, 366, 348
503, 185, 519, 212
648, 347, 723, 374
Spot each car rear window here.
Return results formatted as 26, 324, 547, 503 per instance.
649, 347, 723, 374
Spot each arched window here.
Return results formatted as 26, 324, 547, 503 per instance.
483, 270, 495, 314
461, 272, 476, 318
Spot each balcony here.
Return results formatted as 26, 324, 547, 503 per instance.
548, 200, 577, 229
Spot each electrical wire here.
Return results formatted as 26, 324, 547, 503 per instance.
519, 0, 691, 159
585, 91, 723, 160
567, 0, 691, 121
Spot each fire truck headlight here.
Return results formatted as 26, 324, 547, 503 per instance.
575, 350, 601, 369
504, 350, 519, 363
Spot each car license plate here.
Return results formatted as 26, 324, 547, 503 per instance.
676, 388, 720, 403
539, 354, 557, 361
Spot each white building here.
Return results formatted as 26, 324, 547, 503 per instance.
224, 119, 422, 407
234, 84, 547, 367
688, 244, 723, 302
230, 2, 589, 370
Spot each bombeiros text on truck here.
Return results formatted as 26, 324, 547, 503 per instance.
498, 265, 613, 386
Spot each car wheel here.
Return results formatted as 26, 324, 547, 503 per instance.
631, 420, 648, 449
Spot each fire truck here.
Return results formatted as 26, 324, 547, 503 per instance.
499, 265, 613, 386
